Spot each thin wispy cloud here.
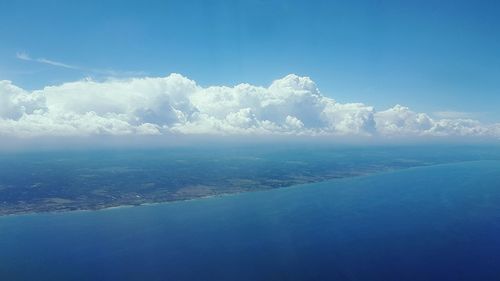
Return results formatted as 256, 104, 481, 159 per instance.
15, 51, 31, 61
36, 58, 78, 69
16, 52, 78, 69
15, 51, 146, 78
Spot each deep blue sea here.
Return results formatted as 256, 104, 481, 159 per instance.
1, 160, 500, 281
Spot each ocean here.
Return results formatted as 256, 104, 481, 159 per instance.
1, 160, 500, 280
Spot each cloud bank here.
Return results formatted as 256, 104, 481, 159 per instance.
0, 74, 498, 139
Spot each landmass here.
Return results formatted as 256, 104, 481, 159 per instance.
1, 145, 498, 216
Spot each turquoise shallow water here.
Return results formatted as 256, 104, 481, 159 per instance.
1, 160, 500, 281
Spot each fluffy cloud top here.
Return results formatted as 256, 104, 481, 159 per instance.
0, 74, 498, 139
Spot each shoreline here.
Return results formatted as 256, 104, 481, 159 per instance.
0, 160, 490, 218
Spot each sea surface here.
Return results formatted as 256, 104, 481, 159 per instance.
1, 160, 500, 281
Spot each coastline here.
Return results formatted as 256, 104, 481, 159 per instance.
0, 171, 379, 218
1, 160, 493, 218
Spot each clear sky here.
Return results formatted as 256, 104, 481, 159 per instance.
1, 0, 500, 122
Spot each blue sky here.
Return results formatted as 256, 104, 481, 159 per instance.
1, 0, 500, 122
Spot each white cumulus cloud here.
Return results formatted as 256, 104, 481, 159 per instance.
0, 73, 498, 139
